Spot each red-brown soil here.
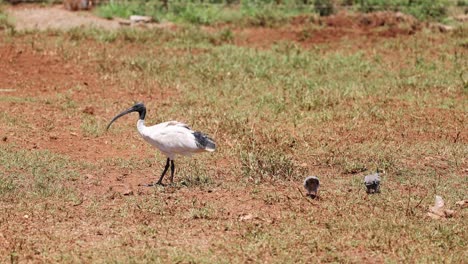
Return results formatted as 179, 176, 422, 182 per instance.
233, 11, 421, 49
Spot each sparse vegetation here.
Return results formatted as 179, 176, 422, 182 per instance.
357, 0, 450, 21
81, 115, 104, 138
0, 1, 13, 31
314, 0, 335, 16
95, 0, 318, 26
94, 0, 463, 24
0, 145, 84, 198
0, 2, 466, 263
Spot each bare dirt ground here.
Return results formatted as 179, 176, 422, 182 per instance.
6, 4, 121, 30
6, 4, 174, 31
1, 4, 466, 263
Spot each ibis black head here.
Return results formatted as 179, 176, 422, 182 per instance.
106, 102, 146, 130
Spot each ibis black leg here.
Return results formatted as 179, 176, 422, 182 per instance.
156, 158, 171, 185
143, 158, 170, 186
170, 160, 175, 183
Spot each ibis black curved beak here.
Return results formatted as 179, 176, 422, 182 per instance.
106, 107, 135, 130
106, 103, 146, 130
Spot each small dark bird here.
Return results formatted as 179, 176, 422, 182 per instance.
106, 102, 216, 186
303, 176, 320, 199
364, 172, 381, 194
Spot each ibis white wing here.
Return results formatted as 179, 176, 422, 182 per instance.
140, 121, 202, 159
151, 120, 190, 130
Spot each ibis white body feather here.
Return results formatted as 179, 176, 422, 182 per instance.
137, 120, 214, 160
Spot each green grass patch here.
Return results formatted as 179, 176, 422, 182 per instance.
0, 144, 85, 198
356, 0, 451, 21
94, 0, 316, 26
93, 0, 464, 25
0, 1, 14, 31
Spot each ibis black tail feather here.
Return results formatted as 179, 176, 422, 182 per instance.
193, 131, 216, 151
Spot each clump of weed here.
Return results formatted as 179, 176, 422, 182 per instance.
169, 2, 225, 25
357, 0, 449, 21
81, 115, 104, 138
343, 161, 367, 174
240, 130, 306, 183
241, 149, 297, 183
180, 174, 213, 187
240, 1, 315, 27
66, 27, 119, 43
243, 6, 288, 27
0, 3, 14, 32
210, 28, 234, 45
314, 0, 335, 16
189, 205, 213, 219
0, 172, 16, 195
94, 2, 135, 20
178, 160, 213, 187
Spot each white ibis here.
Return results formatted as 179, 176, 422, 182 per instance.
303, 176, 320, 199
106, 102, 216, 186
